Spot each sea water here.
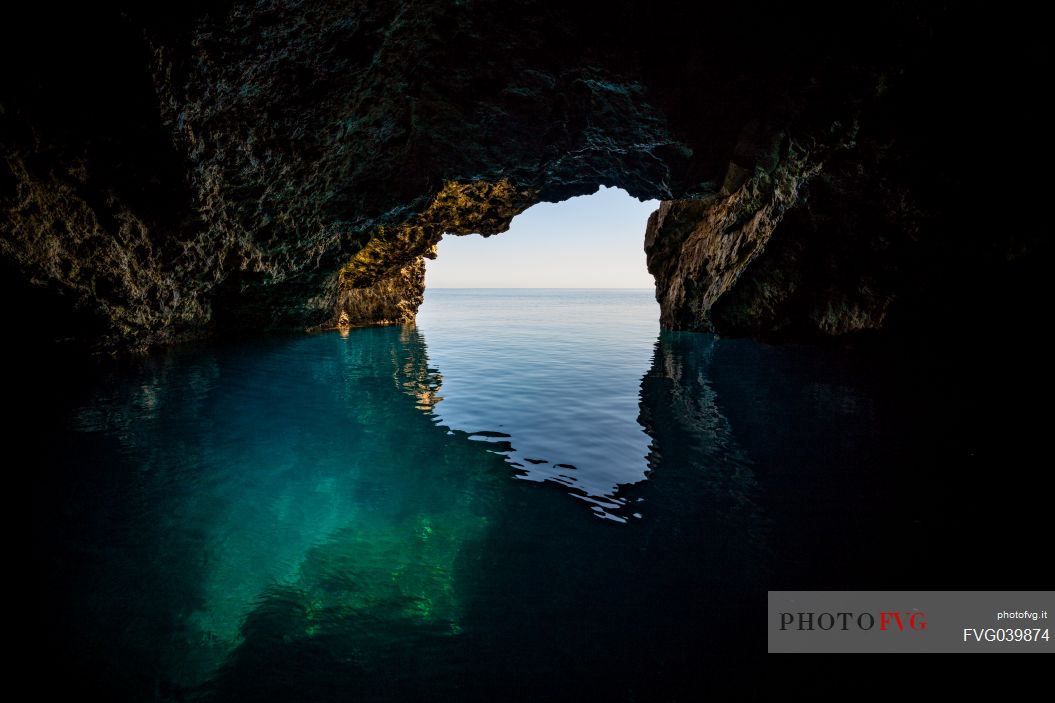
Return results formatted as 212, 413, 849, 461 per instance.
31, 289, 982, 700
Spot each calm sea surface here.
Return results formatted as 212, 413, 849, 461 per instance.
31, 289, 1032, 700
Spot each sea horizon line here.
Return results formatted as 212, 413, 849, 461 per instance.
425, 286, 654, 290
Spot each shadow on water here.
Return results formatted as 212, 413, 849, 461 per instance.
700, 331, 1054, 591
32, 345, 223, 701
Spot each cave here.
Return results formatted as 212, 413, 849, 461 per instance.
3, 1, 1046, 355
7, 1, 1053, 698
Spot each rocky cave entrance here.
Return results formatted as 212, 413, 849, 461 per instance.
425, 187, 659, 291
331, 183, 665, 332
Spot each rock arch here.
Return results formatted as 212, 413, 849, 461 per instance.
1, 1, 1046, 350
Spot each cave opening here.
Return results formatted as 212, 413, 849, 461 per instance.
424, 186, 659, 291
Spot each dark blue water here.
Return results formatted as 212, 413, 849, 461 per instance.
29, 289, 1048, 700
417, 289, 661, 521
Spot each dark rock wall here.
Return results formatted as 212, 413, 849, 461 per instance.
1, 2, 1048, 350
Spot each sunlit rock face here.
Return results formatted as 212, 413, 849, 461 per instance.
1, 2, 1046, 348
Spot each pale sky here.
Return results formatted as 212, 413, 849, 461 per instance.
425, 186, 659, 288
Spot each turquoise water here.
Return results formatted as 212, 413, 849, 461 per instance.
33, 289, 1032, 699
